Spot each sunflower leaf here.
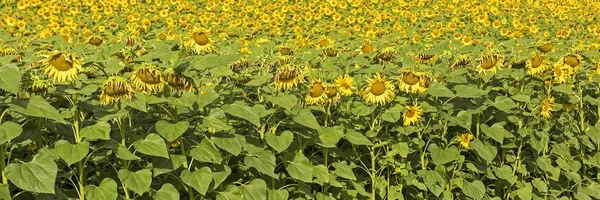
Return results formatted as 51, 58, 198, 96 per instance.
223, 101, 261, 127
0, 65, 21, 95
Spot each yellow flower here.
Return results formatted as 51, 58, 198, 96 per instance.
87, 35, 104, 46
373, 47, 397, 65
335, 74, 356, 96
129, 64, 165, 94
541, 97, 555, 119
360, 73, 396, 105
274, 65, 304, 91
412, 54, 438, 65
164, 68, 193, 93
526, 52, 549, 76
325, 86, 341, 105
305, 80, 328, 105
402, 104, 423, 126
185, 27, 215, 54
557, 53, 584, 74
476, 53, 504, 74
22, 76, 53, 95
458, 133, 474, 148
450, 55, 472, 72
41, 50, 82, 83
399, 69, 428, 94
100, 76, 134, 106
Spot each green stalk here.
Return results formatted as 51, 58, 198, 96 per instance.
370, 147, 376, 200
173, 106, 194, 199
0, 109, 8, 184
72, 92, 85, 200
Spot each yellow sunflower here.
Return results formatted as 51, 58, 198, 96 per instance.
360, 73, 396, 105
402, 104, 423, 126
305, 80, 328, 105
185, 27, 215, 54
360, 40, 375, 54
558, 53, 584, 74
458, 133, 474, 148
450, 55, 472, 72
588, 60, 600, 82
100, 76, 134, 106
373, 47, 397, 65
538, 43, 554, 53
325, 86, 341, 104
21, 75, 53, 95
476, 53, 504, 74
41, 50, 82, 83
164, 68, 193, 93
335, 74, 356, 96
541, 96, 555, 119
274, 64, 304, 91
130, 63, 165, 94
87, 35, 104, 46
526, 52, 549, 76
399, 69, 428, 94
552, 64, 571, 84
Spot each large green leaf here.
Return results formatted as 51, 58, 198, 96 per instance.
11, 95, 68, 124
428, 144, 459, 165
480, 124, 512, 144
211, 133, 243, 156
426, 82, 455, 97
333, 161, 356, 181
54, 140, 89, 166
317, 126, 345, 148
6, 156, 57, 194
118, 169, 152, 196
265, 94, 298, 110
155, 120, 189, 142
585, 126, 600, 146
223, 101, 261, 127
203, 109, 233, 131
212, 165, 232, 189
470, 139, 497, 164
241, 179, 267, 200
344, 130, 373, 146
0, 121, 22, 144
181, 167, 213, 196
84, 178, 118, 200
244, 149, 277, 178
133, 133, 169, 158
265, 130, 294, 153
190, 138, 222, 164
0, 65, 21, 94
80, 121, 111, 141
293, 109, 321, 131
268, 189, 289, 200
285, 152, 313, 183
0, 184, 10, 200
454, 85, 487, 98
423, 170, 446, 197
154, 183, 179, 200
462, 180, 485, 200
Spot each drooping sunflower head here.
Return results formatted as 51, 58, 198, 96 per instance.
274, 64, 304, 91
541, 96, 555, 119
552, 64, 571, 84
373, 47, 398, 64
22, 75, 53, 95
537, 43, 554, 53
277, 45, 294, 56
458, 133, 474, 148
360, 40, 375, 54
360, 73, 396, 105
305, 79, 328, 105
588, 60, 600, 82
526, 52, 549, 76
322, 47, 338, 57
130, 63, 164, 94
476, 53, 504, 74
80, 64, 100, 78
0, 47, 22, 63
399, 69, 430, 94
412, 53, 438, 65
186, 27, 215, 54
87, 35, 104, 46
41, 50, 82, 83
450, 55, 472, 71
316, 35, 334, 48
163, 68, 192, 93
230, 58, 250, 71
100, 76, 134, 106
335, 74, 356, 96
402, 104, 423, 126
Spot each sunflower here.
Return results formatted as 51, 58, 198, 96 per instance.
413, 54, 438, 65
316, 35, 334, 49
164, 68, 193, 93
552, 63, 572, 84
22, 75, 53, 95
558, 53, 584, 73
399, 69, 428, 94
325, 86, 341, 104
305, 80, 328, 105
274, 64, 304, 91
100, 76, 134, 106
541, 96, 555, 119
167, 138, 181, 148
538, 43, 554, 53
322, 47, 338, 57
130, 63, 165, 94
458, 133, 474, 148
476, 53, 504, 74
373, 47, 397, 65
230, 58, 249, 71
526, 52, 549, 76
87, 35, 104, 46
41, 50, 82, 83
588, 61, 600, 82
450, 55, 472, 71
335, 74, 356, 96
360, 73, 396, 105
360, 40, 375, 54
185, 27, 215, 54
402, 104, 423, 126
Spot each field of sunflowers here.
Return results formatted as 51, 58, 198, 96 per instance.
1, 0, 600, 199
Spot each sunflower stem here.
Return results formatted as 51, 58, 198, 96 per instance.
579, 85, 585, 133
0, 145, 6, 185
370, 146, 376, 200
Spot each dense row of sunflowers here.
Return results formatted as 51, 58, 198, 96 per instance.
2, 0, 600, 199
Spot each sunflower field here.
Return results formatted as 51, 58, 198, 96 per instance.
1, 0, 600, 199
